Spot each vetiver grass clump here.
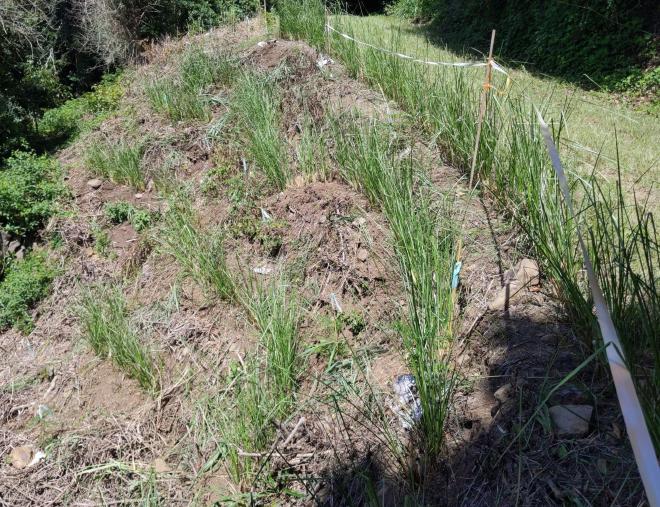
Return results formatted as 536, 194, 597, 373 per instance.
333, 116, 456, 455
231, 72, 289, 189
146, 48, 238, 122
276, 0, 326, 49
158, 192, 235, 301
86, 138, 145, 190
240, 275, 303, 413
79, 284, 159, 393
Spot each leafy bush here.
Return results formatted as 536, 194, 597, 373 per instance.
0, 251, 57, 332
0, 152, 65, 239
104, 201, 158, 231
38, 73, 124, 145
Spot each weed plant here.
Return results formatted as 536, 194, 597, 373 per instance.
78, 284, 158, 393
86, 139, 145, 190
231, 72, 289, 189
158, 192, 235, 300
0, 251, 57, 333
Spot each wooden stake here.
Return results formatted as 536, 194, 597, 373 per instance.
468, 29, 496, 189
451, 30, 497, 337
325, 6, 331, 55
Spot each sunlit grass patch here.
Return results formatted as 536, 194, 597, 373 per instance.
78, 284, 159, 393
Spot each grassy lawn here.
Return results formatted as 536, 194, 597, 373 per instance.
333, 15, 659, 203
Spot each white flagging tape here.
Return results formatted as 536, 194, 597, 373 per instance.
537, 110, 660, 506
326, 24, 508, 75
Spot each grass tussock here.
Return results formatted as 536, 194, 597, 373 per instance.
231, 72, 289, 189
333, 116, 456, 455
241, 275, 303, 411
146, 48, 239, 122
158, 192, 235, 301
276, 0, 326, 49
195, 358, 287, 485
86, 138, 145, 190
79, 284, 159, 393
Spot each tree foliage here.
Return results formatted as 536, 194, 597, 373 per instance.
387, 0, 659, 91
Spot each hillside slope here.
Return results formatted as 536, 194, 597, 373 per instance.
0, 17, 647, 506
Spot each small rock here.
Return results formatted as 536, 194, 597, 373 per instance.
253, 266, 272, 275
487, 258, 540, 311
318, 215, 327, 224
353, 217, 366, 227
10, 446, 33, 469
549, 404, 593, 437
87, 178, 103, 189
151, 458, 171, 473
494, 383, 513, 403
515, 258, 540, 286
7, 240, 21, 254
134, 193, 144, 199
357, 248, 369, 262
15, 247, 25, 260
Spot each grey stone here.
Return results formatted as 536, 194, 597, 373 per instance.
357, 248, 369, 262
87, 178, 103, 189
7, 240, 21, 253
494, 383, 513, 403
549, 404, 593, 437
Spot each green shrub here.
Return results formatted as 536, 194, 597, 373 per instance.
0, 251, 57, 332
0, 152, 65, 239
38, 73, 124, 145
104, 201, 158, 231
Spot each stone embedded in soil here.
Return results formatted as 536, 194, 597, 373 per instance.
494, 383, 513, 403
135, 193, 144, 199
357, 248, 369, 262
549, 404, 593, 437
151, 458, 171, 473
7, 240, 21, 253
87, 178, 103, 189
488, 258, 540, 311
10, 446, 34, 469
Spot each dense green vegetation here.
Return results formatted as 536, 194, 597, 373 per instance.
0, 251, 57, 332
386, 0, 659, 96
0, 0, 260, 161
0, 152, 64, 241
